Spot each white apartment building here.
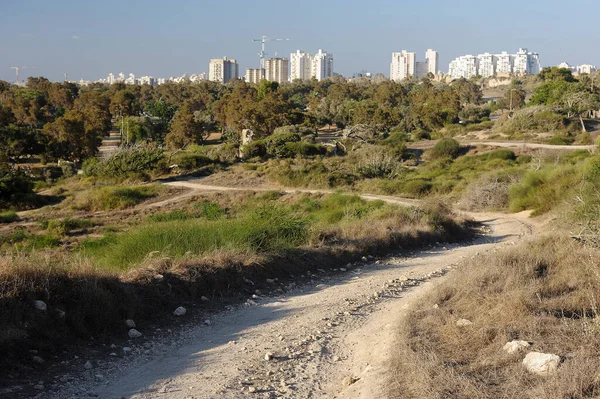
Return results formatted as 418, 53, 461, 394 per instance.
290, 50, 312, 81
496, 52, 513, 74
390, 50, 416, 81
312, 49, 334, 81
265, 57, 289, 83
577, 64, 597, 74
449, 48, 540, 79
425, 49, 439, 75
390, 49, 438, 81
478, 53, 496, 78
245, 68, 263, 84
514, 48, 541, 75
209, 57, 239, 84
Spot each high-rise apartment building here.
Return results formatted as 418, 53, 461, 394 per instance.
209, 57, 239, 84
496, 52, 513, 74
311, 49, 334, 81
449, 48, 540, 79
478, 53, 496, 77
265, 58, 289, 83
514, 48, 541, 75
245, 68, 263, 84
390, 51, 416, 81
290, 50, 312, 81
425, 49, 439, 75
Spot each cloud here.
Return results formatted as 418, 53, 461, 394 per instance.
72, 35, 80, 40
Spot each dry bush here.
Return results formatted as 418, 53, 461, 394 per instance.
389, 236, 600, 399
459, 173, 518, 211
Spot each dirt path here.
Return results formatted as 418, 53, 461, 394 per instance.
158, 178, 422, 209
40, 178, 534, 399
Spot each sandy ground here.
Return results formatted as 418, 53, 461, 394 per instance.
34, 181, 535, 399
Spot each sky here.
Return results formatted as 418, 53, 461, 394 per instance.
0, 0, 598, 82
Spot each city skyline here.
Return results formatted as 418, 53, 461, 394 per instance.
1, 0, 599, 82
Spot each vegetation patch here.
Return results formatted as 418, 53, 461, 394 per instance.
390, 237, 600, 399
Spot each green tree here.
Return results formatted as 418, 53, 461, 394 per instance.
165, 101, 206, 149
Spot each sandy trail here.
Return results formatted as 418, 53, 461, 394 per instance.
40, 179, 535, 399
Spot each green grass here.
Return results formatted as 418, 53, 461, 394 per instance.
41, 218, 94, 235
73, 184, 165, 211
0, 230, 61, 249
0, 211, 18, 224
82, 205, 308, 270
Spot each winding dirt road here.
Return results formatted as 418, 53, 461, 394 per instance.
41, 182, 535, 399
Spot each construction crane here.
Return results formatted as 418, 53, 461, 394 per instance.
10, 66, 35, 83
252, 36, 289, 76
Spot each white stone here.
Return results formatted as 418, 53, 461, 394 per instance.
125, 319, 136, 328
173, 307, 186, 316
32, 356, 44, 364
264, 352, 274, 361
266, 278, 276, 284
456, 319, 473, 327
128, 329, 142, 338
200, 296, 209, 302
84, 360, 93, 370
503, 340, 531, 354
122, 347, 132, 354
34, 300, 47, 311
523, 352, 560, 376
203, 319, 211, 326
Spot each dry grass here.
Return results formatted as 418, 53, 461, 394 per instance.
390, 236, 600, 399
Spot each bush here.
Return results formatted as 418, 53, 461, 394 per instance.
84, 146, 165, 178
548, 135, 575, 145
60, 161, 75, 178
0, 210, 18, 223
411, 129, 431, 141
429, 138, 460, 159
283, 142, 326, 158
0, 163, 34, 207
173, 153, 213, 171
243, 140, 267, 158
403, 179, 433, 196
264, 132, 301, 157
494, 106, 568, 135
44, 218, 93, 235
486, 149, 516, 161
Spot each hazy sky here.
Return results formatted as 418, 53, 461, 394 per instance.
1, 0, 598, 82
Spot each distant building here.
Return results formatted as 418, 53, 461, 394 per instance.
390, 50, 416, 81
390, 49, 438, 81
311, 49, 334, 81
577, 64, 597, 74
449, 48, 540, 79
425, 49, 439, 75
265, 58, 289, 83
290, 50, 312, 81
209, 57, 239, 84
245, 68, 263, 84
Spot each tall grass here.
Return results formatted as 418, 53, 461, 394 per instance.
0, 210, 18, 223
83, 205, 308, 269
72, 184, 165, 211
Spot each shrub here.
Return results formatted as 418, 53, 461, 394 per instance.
0, 163, 34, 207
548, 135, 575, 145
283, 142, 326, 158
84, 146, 165, 178
429, 138, 460, 159
194, 200, 226, 220
356, 148, 402, 178
44, 218, 93, 236
411, 129, 431, 141
0, 210, 18, 223
264, 132, 301, 157
243, 140, 267, 158
173, 153, 213, 171
60, 162, 75, 178
486, 149, 516, 161
403, 179, 433, 197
